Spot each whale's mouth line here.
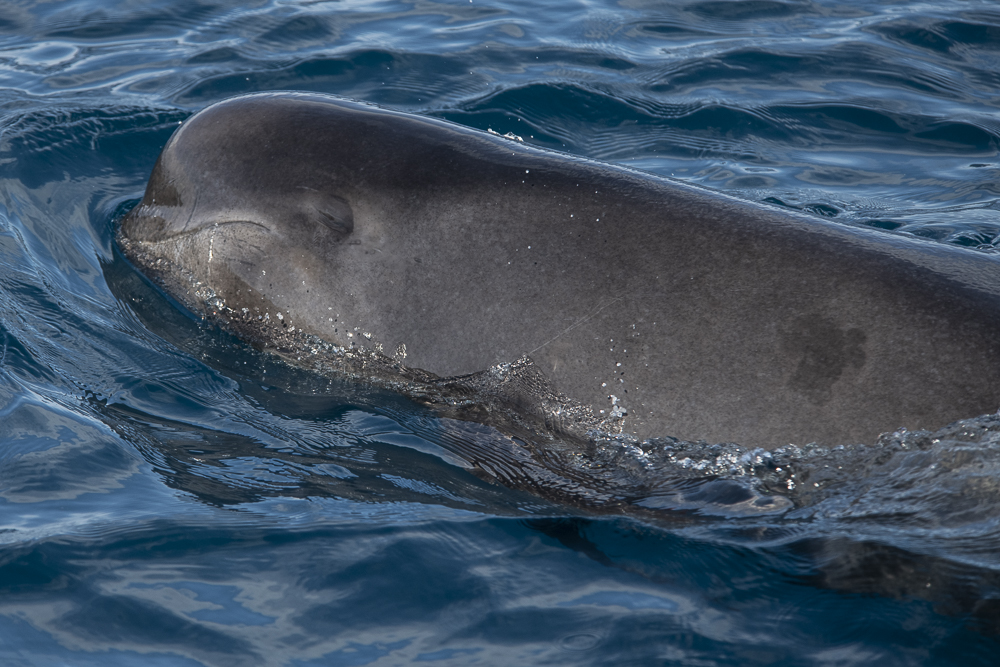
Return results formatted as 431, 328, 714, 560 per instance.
122, 207, 276, 245
171, 219, 272, 241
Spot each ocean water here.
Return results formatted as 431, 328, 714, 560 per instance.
2, 0, 1000, 664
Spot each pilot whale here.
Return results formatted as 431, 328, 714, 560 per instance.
119, 92, 1000, 450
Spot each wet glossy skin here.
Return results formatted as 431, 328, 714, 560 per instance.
121, 92, 1000, 449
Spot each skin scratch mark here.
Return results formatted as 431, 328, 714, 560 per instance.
529, 297, 623, 355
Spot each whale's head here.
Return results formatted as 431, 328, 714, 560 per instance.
122, 94, 363, 249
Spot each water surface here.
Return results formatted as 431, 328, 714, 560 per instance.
2, 0, 1000, 664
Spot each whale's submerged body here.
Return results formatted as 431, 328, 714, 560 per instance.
119, 92, 1000, 452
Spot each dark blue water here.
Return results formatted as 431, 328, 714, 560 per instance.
2, 0, 1000, 664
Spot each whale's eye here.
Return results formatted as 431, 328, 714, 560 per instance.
297, 191, 354, 240
316, 202, 353, 237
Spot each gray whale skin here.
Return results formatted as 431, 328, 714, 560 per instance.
120, 92, 1000, 450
